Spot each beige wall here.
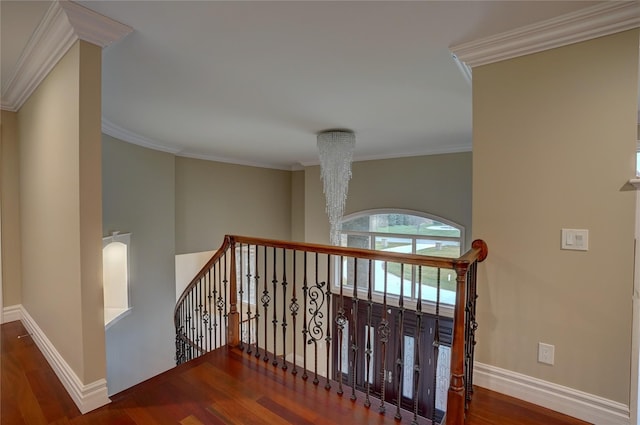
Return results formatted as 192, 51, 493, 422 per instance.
304, 152, 473, 245
102, 134, 176, 395
18, 41, 106, 383
473, 30, 639, 404
175, 157, 292, 254
291, 170, 305, 242
1, 110, 22, 307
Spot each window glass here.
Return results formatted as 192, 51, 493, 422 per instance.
402, 335, 415, 398
339, 210, 464, 304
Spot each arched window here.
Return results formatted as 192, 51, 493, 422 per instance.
338, 209, 464, 305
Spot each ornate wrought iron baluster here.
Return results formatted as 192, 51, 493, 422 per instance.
378, 261, 390, 414
281, 248, 288, 370
335, 255, 346, 396
239, 244, 245, 351
308, 252, 326, 386
395, 263, 405, 421
432, 268, 441, 425
465, 261, 479, 407
411, 266, 423, 425
204, 270, 210, 352
350, 257, 359, 402
214, 260, 222, 348
246, 245, 254, 355
223, 251, 228, 346
262, 245, 270, 362
187, 288, 193, 359
324, 255, 332, 391
302, 253, 309, 380
272, 246, 279, 367
364, 259, 373, 408
290, 249, 299, 375
254, 246, 261, 358
198, 276, 207, 353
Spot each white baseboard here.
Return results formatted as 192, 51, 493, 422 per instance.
2, 304, 22, 323
10, 305, 111, 414
474, 362, 630, 425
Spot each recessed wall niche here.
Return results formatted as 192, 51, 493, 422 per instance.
103, 232, 132, 328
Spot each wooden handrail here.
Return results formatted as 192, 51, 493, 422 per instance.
173, 235, 232, 325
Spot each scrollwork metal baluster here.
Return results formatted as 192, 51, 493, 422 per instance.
290, 250, 299, 375
302, 253, 309, 381
324, 256, 332, 391
262, 245, 270, 363
281, 248, 288, 370
197, 278, 203, 350
395, 263, 405, 421
432, 268, 441, 425
207, 270, 213, 352
336, 255, 346, 396
364, 259, 373, 408
411, 266, 423, 425
254, 246, 261, 358
238, 244, 245, 351
223, 251, 228, 347
465, 261, 479, 407
272, 246, 279, 367
307, 252, 326, 386
246, 245, 254, 355
378, 261, 390, 414
215, 260, 223, 348
350, 257, 359, 402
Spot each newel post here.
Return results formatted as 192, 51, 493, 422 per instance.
446, 262, 469, 425
228, 237, 240, 347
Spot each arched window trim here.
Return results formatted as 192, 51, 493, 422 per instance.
340, 208, 465, 249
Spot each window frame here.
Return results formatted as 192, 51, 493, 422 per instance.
335, 209, 465, 316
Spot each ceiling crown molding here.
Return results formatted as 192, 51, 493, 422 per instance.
1, 1, 132, 112
450, 2, 640, 69
102, 119, 181, 155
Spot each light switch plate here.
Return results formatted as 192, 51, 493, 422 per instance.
561, 229, 589, 251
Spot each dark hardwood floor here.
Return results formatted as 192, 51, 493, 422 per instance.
2, 320, 591, 424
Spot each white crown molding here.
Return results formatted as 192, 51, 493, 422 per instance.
103, 117, 291, 170
298, 142, 472, 167
450, 2, 640, 68
58, 1, 132, 48
102, 119, 294, 170
102, 119, 181, 155
1, 1, 132, 112
177, 151, 294, 171
451, 53, 472, 85
14, 305, 111, 414
474, 362, 630, 425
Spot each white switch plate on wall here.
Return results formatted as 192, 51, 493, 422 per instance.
538, 342, 555, 365
561, 229, 589, 251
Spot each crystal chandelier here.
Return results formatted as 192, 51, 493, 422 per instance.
317, 130, 355, 246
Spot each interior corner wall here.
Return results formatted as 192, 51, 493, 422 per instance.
102, 134, 176, 395
174, 157, 292, 254
304, 152, 473, 245
17, 40, 106, 384
1, 110, 22, 308
472, 29, 639, 404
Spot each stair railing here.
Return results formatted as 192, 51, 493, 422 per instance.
174, 235, 487, 425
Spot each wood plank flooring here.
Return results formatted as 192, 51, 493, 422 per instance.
2, 320, 592, 424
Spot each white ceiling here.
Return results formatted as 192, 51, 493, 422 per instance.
1, 1, 609, 169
